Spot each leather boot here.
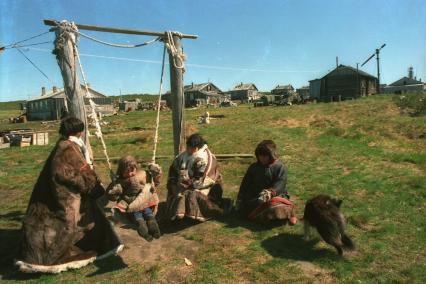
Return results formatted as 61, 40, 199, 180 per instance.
146, 216, 161, 239
136, 219, 153, 241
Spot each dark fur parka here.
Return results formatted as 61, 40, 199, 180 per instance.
20, 139, 109, 265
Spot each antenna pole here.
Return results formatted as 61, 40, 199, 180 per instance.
376, 49, 381, 94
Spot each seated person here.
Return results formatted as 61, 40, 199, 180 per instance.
19, 117, 120, 270
164, 133, 232, 222
236, 140, 297, 224
108, 156, 161, 241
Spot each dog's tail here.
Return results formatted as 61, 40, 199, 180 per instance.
342, 234, 355, 250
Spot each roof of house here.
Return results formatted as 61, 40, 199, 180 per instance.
184, 82, 222, 93
273, 84, 294, 90
388, 76, 423, 86
326, 65, 376, 79
27, 84, 107, 102
232, 83, 258, 91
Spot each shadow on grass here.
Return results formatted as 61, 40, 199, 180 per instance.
261, 233, 338, 261
218, 213, 290, 232
87, 255, 128, 277
0, 228, 127, 281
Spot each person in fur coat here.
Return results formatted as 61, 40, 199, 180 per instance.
19, 117, 118, 267
164, 134, 232, 222
107, 156, 161, 241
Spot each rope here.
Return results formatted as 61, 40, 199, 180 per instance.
165, 31, 185, 70
74, 43, 113, 178
78, 31, 161, 48
151, 44, 167, 164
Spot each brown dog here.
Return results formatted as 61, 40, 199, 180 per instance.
303, 195, 354, 256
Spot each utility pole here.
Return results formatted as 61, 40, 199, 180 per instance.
356, 63, 360, 97
361, 43, 386, 94
44, 19, 197, 156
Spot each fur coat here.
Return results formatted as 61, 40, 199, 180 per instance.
19, 139, 120, 267
164, 146, 227, 221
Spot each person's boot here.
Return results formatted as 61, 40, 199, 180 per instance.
136, 219, 153, 241
146, 216, 161, 239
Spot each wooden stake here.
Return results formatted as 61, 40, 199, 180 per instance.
168, 34, 186, 156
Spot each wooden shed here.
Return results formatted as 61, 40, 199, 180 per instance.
227, 83, 260, 102
309, 65, 377, 102
26, 85, 114, 121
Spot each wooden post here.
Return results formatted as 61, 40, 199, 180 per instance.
52, 21, 91, 151
167, 34, 186, 156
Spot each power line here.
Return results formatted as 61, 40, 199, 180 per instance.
5, 41, 52, 49
1, 31, 50, 49
15, 47, 52, 83
26, 47, 319, 73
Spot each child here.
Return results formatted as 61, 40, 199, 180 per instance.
236, 140, 297, 224
108, 156, 161, 241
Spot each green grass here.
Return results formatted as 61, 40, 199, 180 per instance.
0, 94, 425, 283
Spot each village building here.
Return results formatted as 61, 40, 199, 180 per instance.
26, 85, 114, 121
382, 67, 425, 94
164, 82, 229, 107
271, 84, 295, 97
227, 83, 260, 102
309, 65, 377, 102
296, 86, 310, 102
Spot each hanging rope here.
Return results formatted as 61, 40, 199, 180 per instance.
78, 31, 161, 48
165, 31, 186, 70
74, 43, 113, 178
151, 44, 167, 164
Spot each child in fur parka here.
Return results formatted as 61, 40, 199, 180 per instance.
108, 156, 162, 241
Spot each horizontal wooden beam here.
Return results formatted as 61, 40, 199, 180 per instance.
94, 154, 254, 162
43, 19, 198, 39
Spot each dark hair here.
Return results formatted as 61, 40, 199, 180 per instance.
255, 140, 278, 162
117, 155, 138, 178
186, 133, 206, 148
59, 117, 84, 138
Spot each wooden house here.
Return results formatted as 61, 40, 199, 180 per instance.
227, 83, 260, 102
164, 82, 228, 107
183, 82, 228, 107
383, 68, 425, 94
271, 85, 295, 97
309, 65, 377, 102
26, 85, 114, 121
296, 86, 310, 102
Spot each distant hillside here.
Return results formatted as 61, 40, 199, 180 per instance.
0, 94, 159, 110
0, 100, 23, 110
109, 94, 159, 103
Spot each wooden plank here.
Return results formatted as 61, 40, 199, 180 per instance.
44, 19, 198, 39
94, 154, 254, 162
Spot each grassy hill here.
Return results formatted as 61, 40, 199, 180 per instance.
0, 94, 425, 283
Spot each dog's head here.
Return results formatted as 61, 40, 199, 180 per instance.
328, 197, 342, 208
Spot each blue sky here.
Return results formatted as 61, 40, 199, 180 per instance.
0, 0, 425, 102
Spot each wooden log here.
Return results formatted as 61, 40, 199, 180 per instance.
52, 21, 92, 155
44, 19, 198, 39
168, 34, 186, 156
94, 154, 254, 162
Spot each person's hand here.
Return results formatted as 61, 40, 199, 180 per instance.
258, 189, 275, 202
